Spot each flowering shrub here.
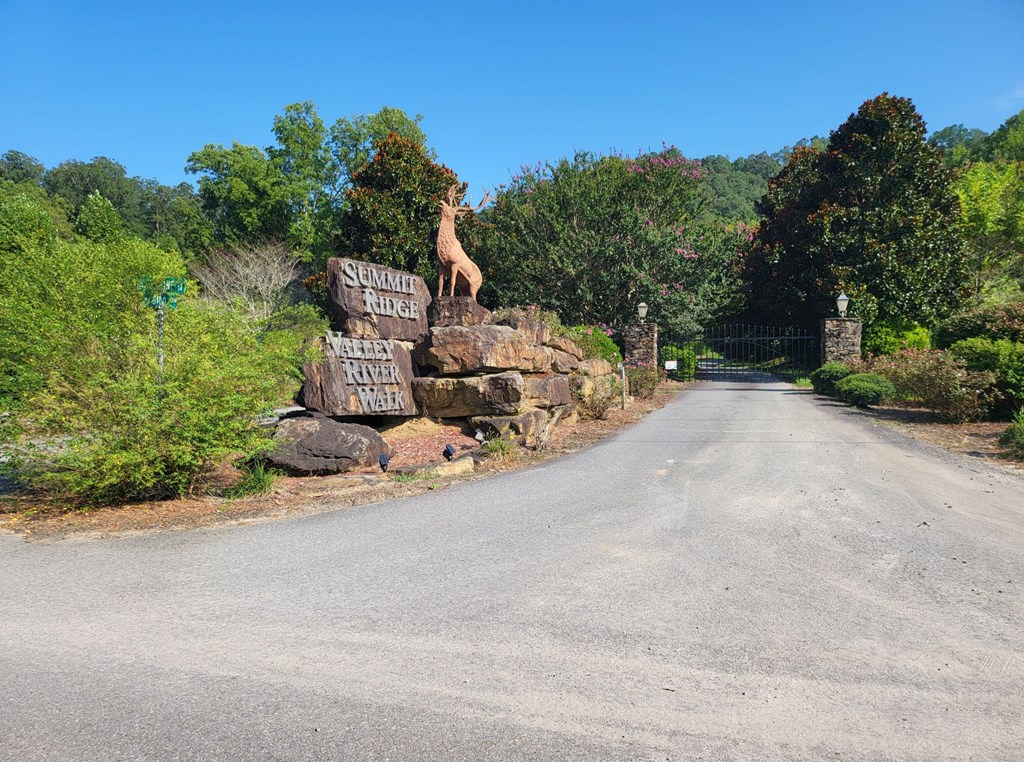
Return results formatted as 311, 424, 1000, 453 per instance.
948, 338, 1024, 417
934, 301, 1024, 348
566, 325, 622, 364
624, 362, 665, 399
862, 349, 998, 422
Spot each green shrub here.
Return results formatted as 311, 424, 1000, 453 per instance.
4, 301, 284, 505
573, 377, 622, 420
949, 338, 1024, 418
865, 349, 998, 423
934, 301, 1024, 348
624, 362, 664, 399
661, 344, 697, 380
999, 410, 1024, 460
863, 319, 931, 356
834, 373, 896, 408
810, 362, 853, 394
566, 325, 623, 364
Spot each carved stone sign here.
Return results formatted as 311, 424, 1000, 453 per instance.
300, 332, 417, 417
326, 258, 431, 341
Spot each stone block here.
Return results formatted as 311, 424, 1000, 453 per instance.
415, 325, 553, 376
326, 257, 431, 341
300, 335, 417, 417
577, 358, 613, 377
266, 416, 393, 475
412, 372, 525, 418
550, 349, 580, 373
427, 296, 493, 327
495, 311, 550, 345
544, 335, 584, 360
523, 374, 573, 408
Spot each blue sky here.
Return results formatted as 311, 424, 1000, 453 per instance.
2, 0, 1022, 195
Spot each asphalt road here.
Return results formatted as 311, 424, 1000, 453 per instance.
2, 380, 1023, 761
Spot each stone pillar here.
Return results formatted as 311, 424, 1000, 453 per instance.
623, 323, 658, 367
820, 318, 862, 364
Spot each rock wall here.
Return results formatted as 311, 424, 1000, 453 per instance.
285, 264, 623, 471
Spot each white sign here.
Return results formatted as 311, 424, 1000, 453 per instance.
664, 360, 678, 370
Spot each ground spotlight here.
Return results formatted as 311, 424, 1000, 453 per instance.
379, 453, 390, 472
443, 444, 456, 461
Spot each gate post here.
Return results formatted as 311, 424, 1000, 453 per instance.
820, 318, 862, 364
624, 323, 658, 367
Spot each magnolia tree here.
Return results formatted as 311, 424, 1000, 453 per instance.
476, 148, 746, 336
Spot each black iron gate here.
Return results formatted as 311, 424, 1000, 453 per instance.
662, 324, 818, 382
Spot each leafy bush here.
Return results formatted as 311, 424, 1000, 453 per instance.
864, 349, 998, 422
934, 301, 1024, 348
573, 377, 622, 420
661, 344, 697, 380
566, 325, 623, 364
5, 301, 285, 505
834, 373, 896, 407
863, 319, 931, 356
948, 337, 1024, 417
999, 410, 1024, 460
810, 362, 853, 394
624, 362, 664, 399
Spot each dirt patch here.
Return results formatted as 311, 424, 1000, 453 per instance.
0, 385, 684, 540
853, 401, 1023, 472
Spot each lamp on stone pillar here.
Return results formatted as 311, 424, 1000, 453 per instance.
836, 292, 850, 318
637, 302, 649, 324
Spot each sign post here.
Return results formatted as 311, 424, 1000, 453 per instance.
139, 277, 186, 386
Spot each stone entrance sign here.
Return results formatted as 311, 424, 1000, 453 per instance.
300, 331, 417, 417
326, 257, 432, 341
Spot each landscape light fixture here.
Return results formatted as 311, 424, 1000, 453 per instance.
379, 453, 390, 473
474, 428, 486, 443
638, 302, 649, 323
836, 292, 850, 318
443, 443, 456, 461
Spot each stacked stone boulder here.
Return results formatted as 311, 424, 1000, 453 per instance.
413, 302, 587, 447
270, 259, 622, 473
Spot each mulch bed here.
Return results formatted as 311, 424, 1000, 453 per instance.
854, 401, 1022, 471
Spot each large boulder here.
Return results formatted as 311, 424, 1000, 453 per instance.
266, 416, 393, 475
470, 410, 549, 447
427, 296, 493, 327
415, 325, 553, 376
495, 312, 550, 346
523, 374, 573, 408
550, 349, 580, 373
578, 358, 614, 376
326, 257, 431, 341
412, 372, 524, 418
544, 335, 584, 360
300, 336, 418, 417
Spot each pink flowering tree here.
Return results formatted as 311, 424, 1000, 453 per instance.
476, 147, 745, 335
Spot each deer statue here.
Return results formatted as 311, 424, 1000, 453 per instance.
436, 183, 489, 301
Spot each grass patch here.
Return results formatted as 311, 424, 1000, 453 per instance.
222, 461, 281, 499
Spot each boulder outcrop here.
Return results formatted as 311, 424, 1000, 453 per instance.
266, 416, 393, 475
415, 325, 553, 375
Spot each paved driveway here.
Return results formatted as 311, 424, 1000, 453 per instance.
2, 380, 1022, 760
